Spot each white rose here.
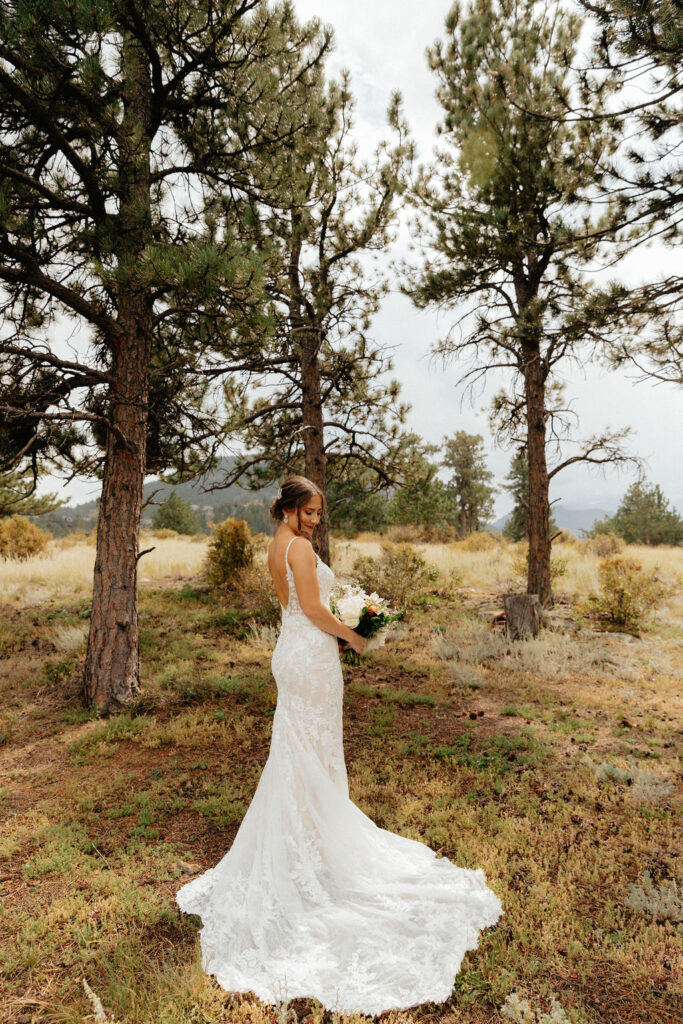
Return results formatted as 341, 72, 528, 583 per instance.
336, 587, 369, 627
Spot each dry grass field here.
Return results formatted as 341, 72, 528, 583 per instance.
0, 532, 681, 1024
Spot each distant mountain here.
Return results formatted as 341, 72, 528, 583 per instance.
43, 457, 278, 534
489, 503, 615, 536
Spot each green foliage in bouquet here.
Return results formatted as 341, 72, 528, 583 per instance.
340, 602, 404, 666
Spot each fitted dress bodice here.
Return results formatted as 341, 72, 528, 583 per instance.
279, 536, 335, 622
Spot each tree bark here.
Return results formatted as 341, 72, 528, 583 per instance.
83, 33, 153, 711
301, 323, 329, 564
287, 220, 330, 564
524, 348, 553, 608
503, 593, 540, 640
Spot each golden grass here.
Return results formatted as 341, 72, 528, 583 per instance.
0, 533, 210, 604
3, 531, 680, 619
0, 532, 681, 1022
335, 536, 683, 616
0, 538, 681, 1024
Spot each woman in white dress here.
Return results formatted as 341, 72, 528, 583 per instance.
176, 475, 504, 1016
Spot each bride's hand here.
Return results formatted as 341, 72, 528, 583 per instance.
348, 632, 366, 656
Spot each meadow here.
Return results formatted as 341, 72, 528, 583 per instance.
0, 532, 681, 1024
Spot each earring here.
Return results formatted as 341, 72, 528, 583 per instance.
283, 514, 289, 524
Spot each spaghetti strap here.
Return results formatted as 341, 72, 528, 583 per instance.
284, 536, 296, 574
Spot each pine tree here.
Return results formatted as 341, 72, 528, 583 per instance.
0, 1, 330, 710
385, 457, 455, 535
441, 432, 495, 536
326, 474, 389, 536
0, 468, 63, 518
502, 450, 557, 543
593, 479, 683, 546
567, 2, 683, 386
212, 71, 415, 563
151, 491, 202, 535
404, 0, 635, 606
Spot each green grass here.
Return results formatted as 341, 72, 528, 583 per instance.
0, 570, 680, 1024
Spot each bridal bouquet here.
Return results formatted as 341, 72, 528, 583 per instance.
331, 583, 403, 664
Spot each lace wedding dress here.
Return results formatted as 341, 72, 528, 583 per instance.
176, 536, 504, 1015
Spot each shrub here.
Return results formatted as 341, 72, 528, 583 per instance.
454, 530, 501, 552
582, 752, 674, 806
0, 515, 51, 560
151, 527, 179, 539
52, 623, 89, 653
204, 518, 254, 590
152, 490, 202, 534
586, 531, 624, 557
501, 992, 570, 1024
53, 529, 97, 549
624, 871, 683, 924
351, 542, 439, 610
511, 544, 568, 582
385, 522, 457, 544
587, 556, 668, 633
237, 563, 281, 625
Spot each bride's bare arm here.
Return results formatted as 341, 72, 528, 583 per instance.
288, 538, 365, 653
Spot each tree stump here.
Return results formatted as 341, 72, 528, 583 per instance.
503, 593, 541, 640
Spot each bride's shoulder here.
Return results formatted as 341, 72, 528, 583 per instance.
288, 535, 315, 561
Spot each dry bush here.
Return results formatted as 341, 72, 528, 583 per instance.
623, 871, 683, 924
351, 542, 439, 610
453, 530, 502, 552
586, 556, 669, 633
203, 517, 254, 590
385, 522, 457, 544
582, 753, 674, 806
244, 622, 280, 648
431, 614, 639, 683
552, 529, 577, 545
502, 991, 571, 1024
511, 543, 569, 582
430, 618, 507, 666
584, 531, 625, 557
149, 527, 179, 539
249, 531, 272, 555
52, 623, 89, 653
237, 562, 281, 624
384, 523, 424, 543
0, 515, 52, 561
53, 529, 97, 548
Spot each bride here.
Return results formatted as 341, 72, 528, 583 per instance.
176, 475, 504, 1016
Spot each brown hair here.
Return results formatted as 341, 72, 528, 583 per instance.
270, 475, 326, 531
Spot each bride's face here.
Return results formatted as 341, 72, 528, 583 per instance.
286, 494, 322, 538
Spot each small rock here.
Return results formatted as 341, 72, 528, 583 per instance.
175, 859, 202, 875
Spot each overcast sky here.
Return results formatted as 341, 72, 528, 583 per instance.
40, 0, 682, 515
292, 0, 682, 515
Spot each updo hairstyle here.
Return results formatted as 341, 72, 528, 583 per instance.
270, 475, 326, 531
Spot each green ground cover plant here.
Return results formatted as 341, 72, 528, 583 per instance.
0, 540, 680, 1024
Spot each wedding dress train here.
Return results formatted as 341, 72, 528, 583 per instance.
175, 537, 504, 1015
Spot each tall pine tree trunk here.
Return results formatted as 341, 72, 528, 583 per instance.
288, 223, 330, 564
524, 350, 553, 608
301, 323, 329, 564
83, 34, 153, 711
